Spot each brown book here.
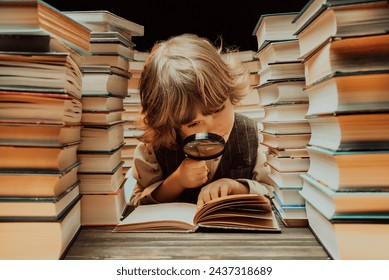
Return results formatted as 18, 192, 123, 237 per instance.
88, 31, 133, 49
268, 166, 305, 188
308, 113, 389, 151
0, 182, 80, 220
262, 132, 311, 150
0, 52, 82, 99
0, 144, 79, 172
81, 54, 130, 71
114, 194, 281, 233
82, 67, 130, 98
0, 123, 81, 147
307, 145, 389, 190
81, 179, 127, 226
266, 150, 310, 172
0, 0, 90, 53
78, 123, 124, 151
265, 145, 309, 158
296, 1, 389, 58
271, 193, 308, 228
63, 10, 144, 37
127, 76, 140, 90
0, 162, 79, 197
259, 61, 305, 86
0, 91, 82, 125
263, 103, 309, 122
252, 12, 298, 51
89, 41, 135, 59
77, 144, 124, 173
300, 173, 389, 219
256, 79, 307, 106
0, 198, 81, 260
262, 120, 311, 135
81, 110, 123, 126
292, 0, 382, 32
133, 51, 149, 62
257, 39, 301, 70
304, 34, 389, 86
81, 95, 124, 111
305, 71, 389, 115
78, 161, 125, 194
305, 201, 389, 260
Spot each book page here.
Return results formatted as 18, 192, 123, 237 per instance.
118, 203, 197, 226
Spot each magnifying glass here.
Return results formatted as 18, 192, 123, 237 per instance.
182, 132, 225, 160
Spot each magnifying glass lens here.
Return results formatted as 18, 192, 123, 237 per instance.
183, 133, 225, 160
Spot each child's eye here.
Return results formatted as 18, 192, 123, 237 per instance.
187, 121, 200, 128
213, 105, 225, 114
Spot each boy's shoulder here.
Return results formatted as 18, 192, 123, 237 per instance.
234, 112, 257, 128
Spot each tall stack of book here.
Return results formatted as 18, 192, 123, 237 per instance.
0, 0, 91, 259
294, 0, 389, 259
64, 10, 144, 225
252, 12, 309, 227
122, 51, 149, 175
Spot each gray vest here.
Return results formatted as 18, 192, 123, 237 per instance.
155, 113, 258, 203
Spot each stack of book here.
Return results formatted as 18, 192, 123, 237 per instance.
0, 0, 91, 259
294, 0, 389, 259
121, 51, 149, 175
252, 12, 309, 227
64, 10, 144, 226
229, 50, 263, 122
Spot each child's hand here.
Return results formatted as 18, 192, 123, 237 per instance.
196, 178, 249, 209
175, 158, 209, 189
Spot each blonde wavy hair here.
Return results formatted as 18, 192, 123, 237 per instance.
138, 33, 250, 149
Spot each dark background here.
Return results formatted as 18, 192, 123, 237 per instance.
45, 0, 309, 52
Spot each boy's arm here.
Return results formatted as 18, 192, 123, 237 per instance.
130, 143, 209, 204
129, 143, 164, 205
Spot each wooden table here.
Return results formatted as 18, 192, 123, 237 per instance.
63, 224, 330, 260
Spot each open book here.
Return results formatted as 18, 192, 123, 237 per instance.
114, 194, 281, 233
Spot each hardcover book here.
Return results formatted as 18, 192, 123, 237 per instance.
305, 71, 389, 115
0, 162, 79, 197
256, 39, 301, 70
252, 12, 298, 51
303, 34, 389, 86
300, 173, 389, 219
257, 79, 307, 106
63, 10, 144, 37
0, 51, 82, 99
259, 61, 305, 86
0, 123, 81, 147
305, 201, 389, 260
0, 0, 91, 53
307, 145, 389, 190
81, 180, 127, 226
114, 194, 281, 233
0, 183, 80, 221
296, 1, 389, 58
0, 92, 82, 125
272, 193, 308, 227
82, 67, 130, 97
307, 113, 389, 151
78, 161, 125, 194
0, 144, 79, 172
78, 123, 124, 151
0, 198, 81, 260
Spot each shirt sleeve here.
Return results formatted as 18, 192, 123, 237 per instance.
129, 142, 164, 205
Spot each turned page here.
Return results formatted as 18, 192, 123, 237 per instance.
118, 203, 197, 228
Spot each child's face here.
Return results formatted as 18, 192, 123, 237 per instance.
179, 99, 235, 143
